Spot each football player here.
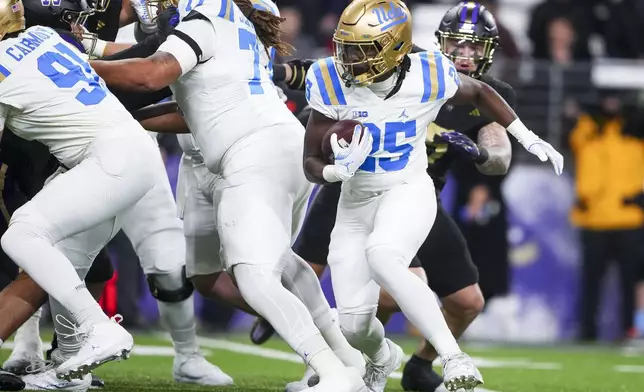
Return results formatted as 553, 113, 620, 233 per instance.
0, 1, 233, 390
90, 1, 368, 391
301, 1, 563, 391
0, 0, 165, 386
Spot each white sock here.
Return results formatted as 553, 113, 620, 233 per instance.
157, 296, 199, 355
2, 223, 108, 328
234, 264, 344, 376
0, 338, 4, 348
367, 248, 461, 357
11, 307, 42, 353
50, 297, 83, 360
282, 254, 357, 357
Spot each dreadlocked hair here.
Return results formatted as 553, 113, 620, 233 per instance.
233, 0, 293, 56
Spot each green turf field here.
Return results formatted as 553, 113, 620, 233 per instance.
2, 333, 643, 392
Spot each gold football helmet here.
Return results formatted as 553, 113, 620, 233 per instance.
333, 0, 412, 87
0, 0, 24, 41
145, 0, 178, 22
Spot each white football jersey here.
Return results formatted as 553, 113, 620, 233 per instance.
305, 51, 461, 191
0, 26, 143, 168
166, 0, 295, 171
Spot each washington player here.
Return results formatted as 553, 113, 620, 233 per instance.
303, 1, 563, 391
90, 1, 368, 391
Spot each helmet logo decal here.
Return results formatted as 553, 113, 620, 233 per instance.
41, 0, 62, 6
372, 2, 407, 32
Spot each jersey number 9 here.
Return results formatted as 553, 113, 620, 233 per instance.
37, 43, 108, 106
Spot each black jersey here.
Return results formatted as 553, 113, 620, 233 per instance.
426, 74, 516, 191
86, 0, 123, 41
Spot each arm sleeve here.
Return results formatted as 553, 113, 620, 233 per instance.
157, 15, 216, 76
102, 31, 167, 61
304, 62, 339, 121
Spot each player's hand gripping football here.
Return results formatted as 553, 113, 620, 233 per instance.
328, 124, 373, 182
437, 131, 488, 164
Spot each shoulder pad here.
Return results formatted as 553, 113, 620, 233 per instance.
306, 57, 347, 106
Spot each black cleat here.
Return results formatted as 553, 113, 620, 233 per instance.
250, 317, 275, 345
90, 374, 105, 389
0, 367, 25, 391
401, 355, 443, 392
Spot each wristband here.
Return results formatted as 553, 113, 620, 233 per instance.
91, 39, 107, 58
506, 118, 537, 144
322, 165, 341, 183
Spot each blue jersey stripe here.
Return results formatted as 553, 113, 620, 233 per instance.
217, 0, 228, 17
435, 51, 446, 100
0, 64, 11, 78
324, 58, 346, 105
312, 62, 332, 105
419, 52, 431, 103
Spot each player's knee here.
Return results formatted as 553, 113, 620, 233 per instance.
365, 246, 406, 281
442, 284, 485, 320
337, 312, 374, 346
232, 264, 280, 305
146, 266, 195, 303
2, 221, 53, 257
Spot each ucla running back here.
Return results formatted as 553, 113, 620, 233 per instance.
303, 1, 563, 391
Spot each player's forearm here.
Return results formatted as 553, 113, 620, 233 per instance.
132, 101, 179, 121
102, 42, 134, 57
92, 56, 172, 92
303, 157, 330, 184
140, 112, 190, 134
476, 123, 512, 175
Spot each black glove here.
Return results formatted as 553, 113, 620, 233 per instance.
284, 58, 314, 90
156, 6, 180, 38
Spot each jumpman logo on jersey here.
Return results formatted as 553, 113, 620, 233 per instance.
399, 109, 409, 119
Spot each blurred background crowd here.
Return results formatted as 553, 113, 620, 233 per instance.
102, 0, 644, 344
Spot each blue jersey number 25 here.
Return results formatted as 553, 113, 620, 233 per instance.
360, 120, 417, 172
238, 28, 264, 95
37, 43, 108, 106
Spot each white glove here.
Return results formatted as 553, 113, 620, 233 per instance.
75, 25, 107, 58
526, 139, 564, 175
322, 124, 373, 182
506, 119, 564, 175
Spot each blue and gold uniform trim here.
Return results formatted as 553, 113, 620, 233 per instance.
311, 58, 347, 106
217, 0, 235, 21
420, 51, 446, 103
0, 64, 11, 82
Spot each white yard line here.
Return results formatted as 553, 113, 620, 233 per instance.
0, 341, 210, 357
614, 365, 644, 373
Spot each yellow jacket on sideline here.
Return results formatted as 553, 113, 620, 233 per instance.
570, 113, 644, 229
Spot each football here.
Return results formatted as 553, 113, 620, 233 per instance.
321, 119, 364, 163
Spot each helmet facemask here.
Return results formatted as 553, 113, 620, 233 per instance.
145, 0, 177, 23
437, 31, 498, 78
334, 34, 409, 87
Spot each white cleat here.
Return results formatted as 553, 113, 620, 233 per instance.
3, 350, 44, 376
173, 352, 233, 386
22, 368, 91, 391
3, 326, 44, 375
55, 316, 133, 381
441, 352, 483, 392
301, 367, 367, 392
284, 365, 316, 392
363, 339, 403, 392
